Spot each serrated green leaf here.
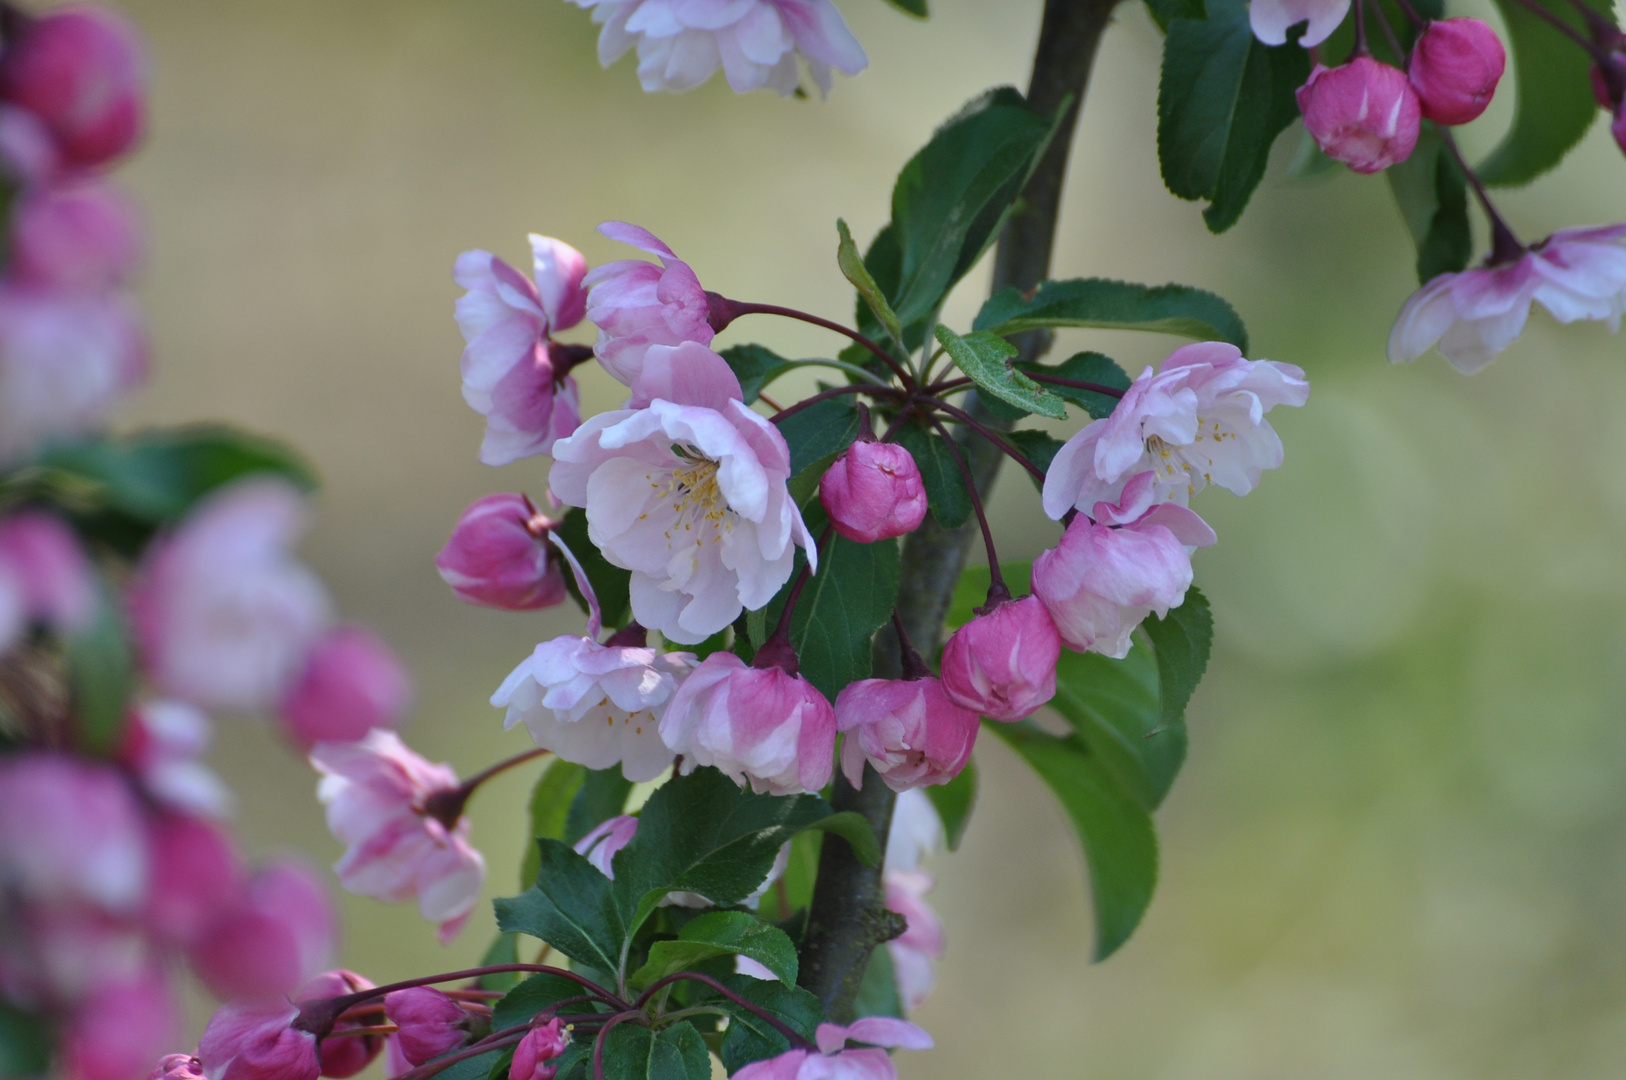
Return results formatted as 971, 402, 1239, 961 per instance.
713, 976, 825, 1073
66, 579, 130, 754
805, 809, 882, 867
777, 396, 862, 478
892, 423, 971, 529
1481, 0, 1613, 186
477, 932, 523, 992
492, 972, 595, 1031
935, 325, 1067, 419
879, 0, 928, 17
520, 760, 586, 888
1387, 126, 1471, 284
630, 910, 799, 990
556, 507, 631, 629
1021, 352, 1130, 419
719, 344, 795, 405
974, 278, 1248, 351
989, 723, 1159, 960
598, 1024, 709, 1080
1049, 643, 1185, 811
494, 839, 626, 973
1145, 0, 1205, 31
926, 757, 977, 850
1143, 586, 1213, 729
837, 219, 903, 343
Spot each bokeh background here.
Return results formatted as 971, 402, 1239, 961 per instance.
105, 0, 1626, 1075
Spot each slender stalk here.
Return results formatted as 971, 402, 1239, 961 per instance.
786, 358, 894, 387
1365, 0, 1407, 64
1437, 127, 1527, 264
1023, 371, 1125, 398
321, 1026, 398, 1039
592, 1012, 645, 1080
769, 383, 901, 426
1354, 0, 1370, 54
422, 747, 551, 829
928, 399, 1047, 484
632, 972, 811, 1047
928, 416, 1007, 602
1511, 0, 1605, 54
716, 299, 914, 388
299, 964, 628, 1025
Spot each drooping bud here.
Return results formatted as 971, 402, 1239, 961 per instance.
11, 181, 142, 291
435, 494, 567, 611
508, 1019, 569, 1080
299, 970, 382, 1079
1408, 18, 1506, 126
384, 988, 470, 1067
818, 440, 928, 544
835, 677, 978, 792
189, 861, 335, 1001
278, 626, 413, 748
1296, 57, 1421, 173
939, 596, 1060, 722
0, 6, 145, 169
143, 813, 244, 947
197, 1001, 319, 1080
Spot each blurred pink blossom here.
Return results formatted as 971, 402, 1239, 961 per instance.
62, 969, 178, 1080
142, 813, 243, 948
1297, 57, 1421, 173
835, 676, 977, 792
819, 440, 927, 544
939, 596, 1059, 723
384, 987, 470, 1066
572, 814, 640, 878
732, 1017, 931, 1080
1408, 18, 1505, 126
119, 700, 233, 818
0, 753, 148, 912
884, 869, 943, 1013
435, 493, 567, 611
0, 509, 95, 633
11, 180, 142, 290
581, 224, 714, 385
197, 1000, 319, 1080
148, 1054, 205, 1080
279, 626, 414, 749
189, 861, 334, 1002
0, 6, 145, 169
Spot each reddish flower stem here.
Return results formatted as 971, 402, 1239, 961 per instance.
591, 1011, 646, 1080
926, 415, 1008, 604
1022, 371, 1126, 399
300, 964, 629, 1028
925, 398, 1046, 484
1436, 127, 1527, 264
422, 747, 551, 829
1511, 0, 1606, 55
712, 298, 915, 389
769, 384, 902, 426
631, 972, 812, 1048
393, 1030, 527, 1080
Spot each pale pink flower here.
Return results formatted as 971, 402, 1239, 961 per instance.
310, 730, 485, 943
835, 677, 978, 792
385, 988, 470, 1066
884, 869, 943, 1013
569, 0, 867, 96
884, 789, 942, 873
197, 1001, 319, 1080
62, 969, 178, 1080
1033, 473, 1217, 658
453, 238, 587, 464
1389, 225, 1626, 372
1042, 342, 1308, 519
0, 753, 148, 912
0, 286, 146, 464
119, 700, 232, 818
581, 224, 715, 385
1408, 18, 1505, 126
573, 814, 640, 878
492, 634, 695, 782
188, 862, 334, 1002
659, 651, 836, 795
0, 6, 146, 169
732, 1018, 931, 1080
11, 180, 142, 291
939, 595, 1060, 723
1249, 0, 1349, 47
549, 342, 814, 645
129, 478, 332, 715
819, 440, 928, 544
1297, 58, 1421, 173
509, 1018, 569, 1080
0, 509, 95, 633
279, 626, 414, 749
300, 970, 382, 1079
435, 493, 568, 611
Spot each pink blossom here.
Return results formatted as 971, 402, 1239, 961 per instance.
509, 1018, 569, 1080
819, 441, 928, 544
572, 814, 640, 878
453, 238, 587, 465
1389, 224, 1626, 372
1249, 0, 1349, 46
62, 969, 178, 1080
0, 753, 148, 912
279, 626, 414, 748
492, 634, 694, 782
580, 224, 714, 385
884, 789, 942, 873
384, 988, 470, 1066
149, 1055, 205, 1080
732, 1018, 931, 1080
549, 342, 814, 645
0, 286, 146, 464
0, 105, 57, 185
11, 180, 142, 290
1296, 58, 1421, 173
1033, 475, 1216, 658
143, 813, 244, 948
0, 509, 95, 633
300, 970, 382, 1079
436, 493, 568, 611
1042, 342, 1308, 519
659, 651, 836, 795
1408, 19, 1506, 126
309, 730, 485, 943
197, 1001, 319, 1080
0, 901, 148, 1004
120, 700, 232, 818
939, 595, 1060, 722
129, 479, 332, 714
835, 677, 977, 792
189, 862, 334, 1002
884, 869, 943, 1013
0, 6, 145, 169
569, 0, 867, 96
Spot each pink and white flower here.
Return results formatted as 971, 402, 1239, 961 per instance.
11, 180, 142, 291
508, 1019, 569, 1080
0, 510, 95, 637
119, 700, 232, 818
1297, 57, 1421, 174
884, 868, 943, 1013
885, 788, 943, 874
1042, 342, 1309, 519
197, 1001, 319, 1080
549, 342, 815, 645
62, 969, 178, 1080
573, 814, 641, 878
188, 861, 335, 1001
0, 753, 148, 913
142, 813, 244, 949
939, 595, 1060, 723
301, 970, 383, 1079
1388, 225, 1626, 372
819, 440, 928, 544
1249, 0, 1349, 47
568, 0, 867, 97
581, 224, 715, 386
435, 493, 568, 611
835, 676, 978, 792
0, 6, 146, 169
309, 730, 485, 943
659, 651, 836, 795
149, 1054, 205, 1080
385, 988, 471, 1067
731, 1018, 932, 1080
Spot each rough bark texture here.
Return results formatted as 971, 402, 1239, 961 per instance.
795, 0, 1126, 1020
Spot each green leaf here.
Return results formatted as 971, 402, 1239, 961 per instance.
477, 932, 523, 992
879, 0, 928, 17
1049, 643, 1185, 811
713, 977, 824, 1073
934, 325, 1067, 420
1145, 0, 1205, 31
520, 760, 586, 888
599, 1022, 711, 1080
494, 839, 626, 973
837, 219, 903, 344
629, 910, 799, 990
1142, 585, 1213, 730
805, 810, 882, 867
1006, 429, 1065, 488
974, 278, 1248, 351
1387, 126, 1471, 284
926, 757, 977, 850
0, 1003, 51, 1078
719, 344, 795, 406
492, 972, 595, 1031
945, 561, 1032, 631
777, 396, 862, 478
755, 830, 822, 922
431, 1049, 503, 1080
892, 422, 971, 529
556, 507, 631, 629
547, 1044, 591, 1080
1480, 0, 1614, 186
65, 579, 130, 754
1156, 0, 1310, 233
989, 723, 1159, 960
1022, 352, 1130, 419
888, 87, 1056, 327
565, 767, 634, 846
852, 942, 904, 1019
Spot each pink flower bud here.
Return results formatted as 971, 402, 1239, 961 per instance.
278, 626, 413, 748
0, 509, 95, 633
198, 1001, 319, 1080
0, 6, 145, 169
1408, 19, 1505, 125
573, 814, 639, 878
818, 441, 928, 544
939, 595, 1060, 722
189, 861, 334, 1001
1296, 57, 1421, 173
509, 1019, 569, 1080
11, 181, 142, 290
299, 970, 381, 1079
64, 970, 179, 1080
835, 677, 978, 792
0, 752, 148, 911
384, 988, 469, 1067
581, 223, 714, 386
435, 494, 566, 611
143, 813, 244, 947
149, 1055, 205, 1080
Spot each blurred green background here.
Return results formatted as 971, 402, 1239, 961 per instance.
107, 0, 1626, 1075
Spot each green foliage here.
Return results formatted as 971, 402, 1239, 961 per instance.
476, 932, 524, 992
565, 768, 635, 846
1481, 0, 1614, 186
1050, 642, 1185, 812
520, 760, 586, 888
556, 507, 632, 629
64, 579, 131, 754
974, 278, 1249, 351
594, 1023, 711, 1080
1005, 430, 1066, 488
1142, 586, 1213, 731
777, 396, 862, 477
1156, 0, 1311, 233
495, 839, 627, 973
946, 561, 1032, 631
878, 0, 928, 17
629, 910, 799, 989
836, 219, 903, 344
934, 325, 1068, 419
427, 1048, 503, 1080
852, 942, 904, 1019
1145, 0, 1205, 31
712, 976, 824, 1073
0, 1003, 50, 1079
1388, 127, 1471, 284
892, 422, 972, 529
719, 344, 795, 405
492, 972, 594, 1030
926, 756, 977, 850
1023, 351, 1131, 418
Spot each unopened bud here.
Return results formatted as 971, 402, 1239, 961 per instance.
0, 6, 145, 168
939, 596, 1060, 722
509, 1020, 569, 1080
1296, 57, 1421, 173
279, 626, 413, 748
1408, 18, 1505, 126
435, 494, 566, 611
11, 181, 142, 290
818, 440, 928, 544
385, 988, 471, 1067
